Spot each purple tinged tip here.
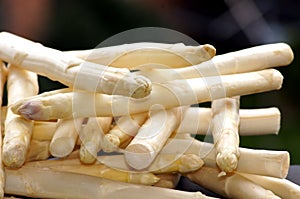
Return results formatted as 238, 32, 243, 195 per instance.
18, 100, 44, 120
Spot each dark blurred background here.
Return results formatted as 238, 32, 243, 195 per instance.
1, 0, 299, 164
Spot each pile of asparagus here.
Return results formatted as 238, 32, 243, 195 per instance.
0, 31, 299, 198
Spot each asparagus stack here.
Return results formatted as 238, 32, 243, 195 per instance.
0, 31, 299, 199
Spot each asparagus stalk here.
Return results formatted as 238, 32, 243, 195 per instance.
31, 121, 57, 141
184, 166, 280, 199
2, 106, 280, 139
162, 138, 289, 179
124, 108, 180, 170
211, 97, 240, 173
5, 167, 215, 199
30, 162, 160, 186
0, 32, 152, 98
12, 69, 283, 120
49, 118, 84, 158
138, 43, 293, 81
154, 173, 181, 189
26, 140, 50, 162
3, 64, 38, 168
238, 172, 300, 199
176, 107, 281, 136
0, 62, 7, 199
79, 117, 112, 164
65, 42, 216, 68
102, 113, 148, 152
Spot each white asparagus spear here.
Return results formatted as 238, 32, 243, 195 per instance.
24, 159, 160, 185
0, 32, 152, 98
13, 69, 283, 120
102, 113, 148, 152
3, 64, 38, 168
154, 173, 181, 189
79, 117, 112, 164
5, 167, 216, 199
162, 138, 289, 179
184, 166, 281, 199
138, 43, 293, 81
64, 42, 216, 68
238, 172, 300, 199
49, 118, 84, 158
25, 140, 50, 162
211, 97, 240, 173
124, 108, 180, 170
2, 106, 280, 139
176, 107, 281, 136
0, 62, 7, 199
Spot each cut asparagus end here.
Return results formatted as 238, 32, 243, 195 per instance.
102, 134, 121, 152
2, 141, 27, 168
216, 150, 239, 173
49, 137, 76, 158
124, 144, 154, 170
79, 144, 97, 164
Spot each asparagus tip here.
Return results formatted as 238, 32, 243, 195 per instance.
131, 75, 152, 98
17, 100, 44, 120
102, 134, 120, 152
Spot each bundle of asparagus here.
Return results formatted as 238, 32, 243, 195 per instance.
0, 31, 299, 199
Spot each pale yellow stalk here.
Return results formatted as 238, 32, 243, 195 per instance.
239, 172, 300, 199
0, 32, 151, 98
211, 96, 240, 173
49, 118, 84, 158
102, 113, 148, 152
154, 173, 181, 189
176, 107, 281, 136
79, 117, 112, 164
65, 42, 216, 68
138, 43, 293, 81
5, 167, 215, 199
26, 140, 50, 162
185, 166, 280, 199
3, 64, 38, 168
3, 106, 280, 139
125, 108, 180, 170
13, 69, 283, 120
163, 138, 289, 178
31, 121, 57, 141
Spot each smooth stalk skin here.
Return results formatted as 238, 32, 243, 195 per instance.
65, 42, 216, 68
3, 64, 38, 168
102, 113, 148, 152
124, 108, 180, 170
154, 173, 181, 189
0, 62, 7, 199
184, 166, 281, 199
49, 118, 84, 158
138, 43, 294, 81
0, 32, 152, 98
4, 167, 216, 199
39, 163, 160, 186
211, 97, 240, 173
3, 107, 280, 140
79, 117, 112, 164
25, 140, 50, 162
162, 139, 289, 179
12, 69, 283, 120
238, 172, 300, 199
176, 107, 281, 136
